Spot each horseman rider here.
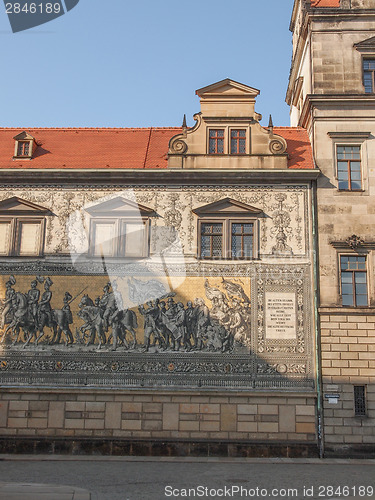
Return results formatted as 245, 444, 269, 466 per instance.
1, 275, 16, 330
27, 280, 40, 326
99, 283, 111, 331
38, 277, 53, 326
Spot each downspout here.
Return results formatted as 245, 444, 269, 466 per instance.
312, 177, 324, 458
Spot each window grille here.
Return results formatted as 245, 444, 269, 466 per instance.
354, 385, 366, 416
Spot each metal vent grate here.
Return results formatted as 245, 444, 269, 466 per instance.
354, 385, 366, 416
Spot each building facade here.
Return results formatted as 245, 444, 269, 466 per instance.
0, 80, 320, 456
288, 0, 375, 456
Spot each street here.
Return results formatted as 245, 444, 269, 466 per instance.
0, 456, 374, 500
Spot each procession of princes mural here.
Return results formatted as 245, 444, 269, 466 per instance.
0, 275, 252, 354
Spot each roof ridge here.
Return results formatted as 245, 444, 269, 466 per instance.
0, 127, 182, 131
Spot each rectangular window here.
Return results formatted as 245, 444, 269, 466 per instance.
340, 255, 368, 307
354, 385, 366, 416
121, 222, 146, 257
92, 221, 116, 257
231, 222, 253, 258
337, 146, 362, 190
91, 219, 149, 258
17, 141, 30, 157
201, 223, 223, 258
18, 222, 42, 256
230, 129, 246, 154
0, 218, 44, 257
363, 59, 375, 93
0, 222, 11, 255
208, 129, 224, 154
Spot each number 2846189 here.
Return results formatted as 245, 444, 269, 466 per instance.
5, 3, 62, 14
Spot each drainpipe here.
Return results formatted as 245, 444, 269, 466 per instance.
312, 178, 324, 458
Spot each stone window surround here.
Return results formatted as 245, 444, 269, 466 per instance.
328, 132, 371, 194
207, 126, 250, 155
336, 249, 373, 308
0, 216, 45, 257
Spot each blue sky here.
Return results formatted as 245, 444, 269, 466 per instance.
0, 0, 295, 128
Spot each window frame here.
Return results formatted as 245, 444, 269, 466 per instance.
229, 128, 247, 155
336, 144, 362, 191
339, 254, 368, 307
89, 217, 150, 259
0, 216, 45, 257
208, 129, 225, 155
198, 217, 258, 260
362, 58, 375, 94
354, 385, 367, 417
328, 132, 371, 194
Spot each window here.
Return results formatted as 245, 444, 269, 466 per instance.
91, 219, 148, 258
208, 129, 224, 154
354, 386, 367, 416
199, 220, 255, 260
363, 59, 375, 93
194, 198, 261, 260
13, 131, 35, 159
231, 222, 253, 258
86, 197, 154, 259
336, 145, 362, 190
17, 141, 31, 157
230, 130, 246, 154
201, 222, 223, 258
0, 218, 44, 257
0, 197, 49, 257
340, 255, 368, 307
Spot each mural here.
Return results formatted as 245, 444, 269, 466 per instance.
0, 275, 251, 354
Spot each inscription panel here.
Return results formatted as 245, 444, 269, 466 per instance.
265, 292, 296, 340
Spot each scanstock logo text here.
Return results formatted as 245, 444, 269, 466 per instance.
3, 0, 79, 32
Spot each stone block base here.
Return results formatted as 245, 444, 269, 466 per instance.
0, 437, 319, 458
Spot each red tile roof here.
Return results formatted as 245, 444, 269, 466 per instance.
0, 126, 315, 170
273, 127, 315, 169
311, 0, 340, 7
0, 128, 179, 170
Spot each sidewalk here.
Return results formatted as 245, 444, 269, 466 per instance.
0, 482, 92, 500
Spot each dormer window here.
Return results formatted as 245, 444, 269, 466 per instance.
13, 131, 36, 159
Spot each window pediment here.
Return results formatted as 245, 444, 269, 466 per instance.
85, 197, 155, 217
355, 36, 375, 52
0, 197, 52, 216
192, 198, 262, 217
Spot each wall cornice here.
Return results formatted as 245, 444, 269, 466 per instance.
0, 168, 320, 185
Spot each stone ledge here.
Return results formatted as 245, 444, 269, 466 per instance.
325, 444, 375, 459
0, 437, 319, 458
319, 307, 375, 315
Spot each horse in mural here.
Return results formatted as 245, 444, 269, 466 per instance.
0, 292, 37, 346
78, 294, 138, 350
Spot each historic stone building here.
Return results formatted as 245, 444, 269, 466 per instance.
287, 0, 375, 456
0, 80, 320, 456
